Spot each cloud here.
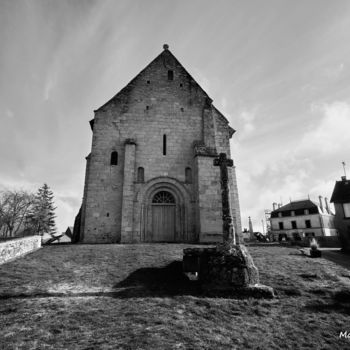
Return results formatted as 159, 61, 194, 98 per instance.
235, 108, 258, 140
324, 63, 345, 79
237, 101, 350, 232
0, 175, 38, 192
55, 197, 77, 232
44, 71, 57, 101
6, 109, 14, 119
299, 101, 350, 155
240, 110, 255, 130
190, 67, 211, 94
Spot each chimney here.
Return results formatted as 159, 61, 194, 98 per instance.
324, 197, 330, 214
273, 202, 277, 211
341, 176, 347, 181
318, 195, 324, 212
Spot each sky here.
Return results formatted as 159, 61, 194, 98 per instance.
1, 0, 350, 233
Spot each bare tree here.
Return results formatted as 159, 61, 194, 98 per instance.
0, 190, 34, 237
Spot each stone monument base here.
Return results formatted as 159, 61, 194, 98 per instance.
310, 247, 322, 258
183, 244, 274, 298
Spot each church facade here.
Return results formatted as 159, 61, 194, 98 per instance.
78, 45, 241, 243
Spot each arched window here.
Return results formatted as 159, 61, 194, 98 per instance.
110, 151, 118, 165
152, 191, 175, 204
137, 167, 144, 183
185, 167, 192, 183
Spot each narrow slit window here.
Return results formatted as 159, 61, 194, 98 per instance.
185, 167, 192, 183
110, 151, 118, 165
163, 134, 167, 155
137, 167, 144, 182
168, 70, 174, 80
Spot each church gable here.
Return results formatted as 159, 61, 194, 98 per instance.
79, 45, 242, 244
96, 45, 211, 114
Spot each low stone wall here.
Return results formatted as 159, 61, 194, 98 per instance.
297, 236, 341, 248
0, 236, 41, 265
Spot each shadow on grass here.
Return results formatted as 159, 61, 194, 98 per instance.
305, 302, 350, 315
0, 261, 202, 300
304, 289, 350, 315
112, 261, 202, 298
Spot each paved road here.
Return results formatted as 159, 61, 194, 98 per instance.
321, 250, 350, 270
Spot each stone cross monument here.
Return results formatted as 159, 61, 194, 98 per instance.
183, 153, 274, 298
213, 153, 237, 246
183, 152, 274, 297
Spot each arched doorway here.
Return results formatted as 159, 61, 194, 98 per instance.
134, 177, 195, 242
151, 190, 176, 242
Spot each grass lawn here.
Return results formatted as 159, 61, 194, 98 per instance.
1, 244, 350, 350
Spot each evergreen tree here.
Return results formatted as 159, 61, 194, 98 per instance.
26, 184, 57, 235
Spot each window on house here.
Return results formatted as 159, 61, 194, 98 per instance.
163, 134, 167, 155
293, 232, 301, 241
291, 221, 297, 229
168, 70, 174, 80
278, 222, 284, 230
291, 211, 295, 216
304, 209, 309, 215
185, 167, 192, 183
305, 220, 311, 228
343, 203, 350, 218
137, 167, 144, 183
305, 232, 315, 238
110, 151, 118, 165
278, 212, 282, 218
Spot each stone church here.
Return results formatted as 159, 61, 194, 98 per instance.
77, 44, 241, 243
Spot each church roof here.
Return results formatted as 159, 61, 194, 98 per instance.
95, 45, 229, 125
330, 177, 350, 203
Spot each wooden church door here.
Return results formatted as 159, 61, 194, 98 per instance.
151, 191, 175, 242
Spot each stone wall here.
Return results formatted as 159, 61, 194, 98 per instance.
0, 236, 41, 265
81, 47, 241, 243
297, 236, 341, 248
194, 155, 222, 242
82, 50, 207, 243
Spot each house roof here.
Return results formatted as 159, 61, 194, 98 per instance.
271, 199, 319, 214
330, 177, 350, 203
94, 45, 230, 125
65, 226, 74, 239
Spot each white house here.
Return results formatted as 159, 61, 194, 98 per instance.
270, 197, 337, 241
